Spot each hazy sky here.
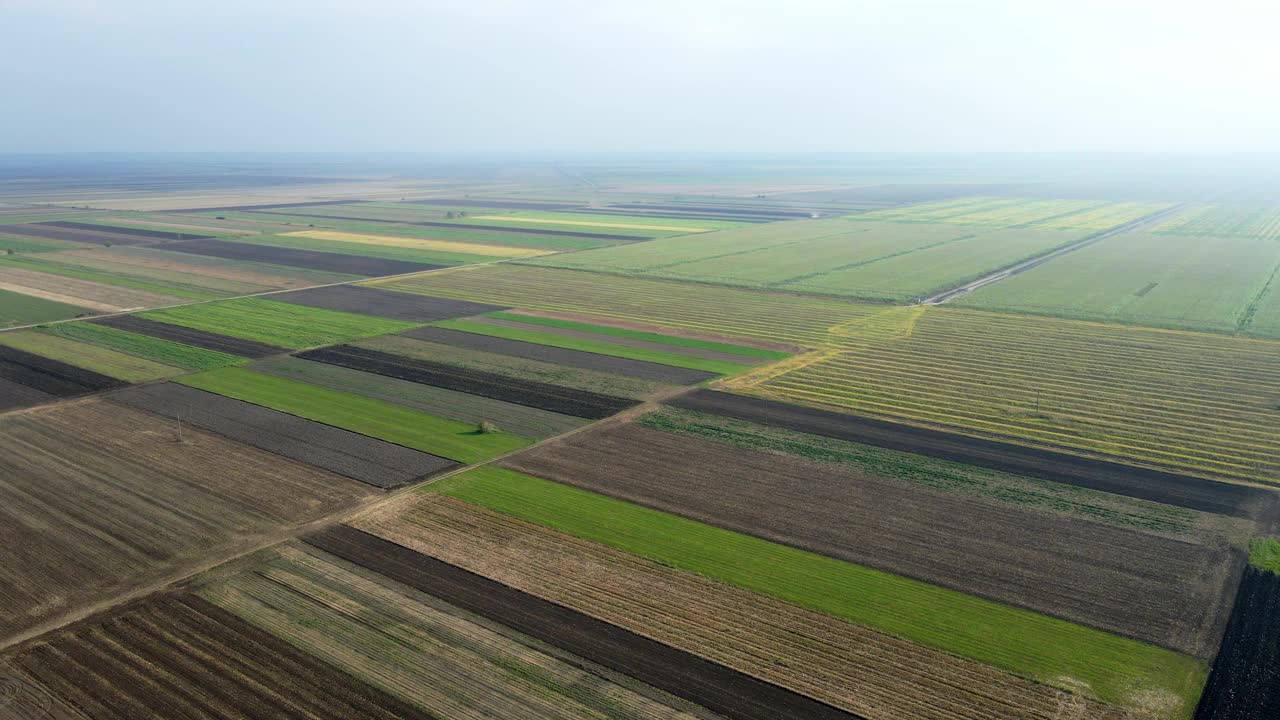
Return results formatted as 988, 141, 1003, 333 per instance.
2, 0, 1277, 152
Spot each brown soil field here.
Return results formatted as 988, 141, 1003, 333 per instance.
0, 659, 90, 719
0, 265, 181, 310
91, 314, 289, 357
163, 238, 440, 276
6, 594, 434, 720
405, 326, 719, 384
201, 543, 719, 720
503, 424, 1239, 656
61, 246, 341, 290
111, 383, 458, 488
353, 494, 1127, 720
673, 389, 1275, 520
0, 375, 52, 411
0, 400, 377, 643
273, 284, 507, 321
306, 524, 859, 720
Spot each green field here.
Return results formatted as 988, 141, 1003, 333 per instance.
432, 318, 755, 375
434, 466, 1206, 714
1154, 204, 1280, 240
251, 356, 587, 439
142, 297, 419, 349
851, 197, 1168, 230
523, 219, 1085, 301
179, 367, 532, 463
0, 235, 76, 254
0, 254, 225, 301
225, 234, 501, 266
0, 288, 89, 328
1249, 537, 1280, 573
40, 322, 245, 371
958, 232, 1280, 335
485, 312, 789, 359
0, 329, 178, 381
452, 209, 736, 236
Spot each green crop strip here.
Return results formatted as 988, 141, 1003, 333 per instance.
143, 298, 419, 349
0, 330, 179, 382
435, 466, 1206, 715
483, 312, 790, 359
39, 322, 245, 371
0, 255, 224, 301
1248, 537, 1280, 574
230, 234, 501, 266
432, 319, 754, 376
179, 367, 532, 463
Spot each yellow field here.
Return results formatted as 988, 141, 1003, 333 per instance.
281, 230, 551, 258
470, 215, 710, 232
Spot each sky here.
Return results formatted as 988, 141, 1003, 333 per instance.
1, 0, 1277, 153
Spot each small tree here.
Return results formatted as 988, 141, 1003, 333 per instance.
476, 420, 498, 434
446, 211, 456, 219
5, 248, 13, 255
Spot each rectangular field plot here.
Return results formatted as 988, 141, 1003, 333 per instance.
91, 314, 289, 357
281, 229, 554, 258
956, 231, 1280, 334
112, 383, 456, 487
487, 311, 791, 360
503, 422, 1238, 656
0, 330, 177, 382
755, 307, 1280, 484
228, 233, 507, 267
271, 284, 507, 321
430, 466, 1206, 715
0, 260, 184, 310
140, 297, 419, 349
40, 321, 244, 371
6, 594, 434, 720
356, 492, 1127, 720
252, 357, 587, 439
1153, 203, 1280, 240
301, 343, 641, 418
306, 525, 856, 720
40, 219, 215, 240
163, 237, 442, 276
198, 543, 717, 720
852, 197, 1170, 231
178, 366, 533, 463
0, 343, 124, 397
371, 264, 874, 347
0, 287, 89, 328
458, 210, 737, 236
56, 245, 360, 291
0, 375, 51, 411
0, 400, 376, 641
0, 222, 161, 246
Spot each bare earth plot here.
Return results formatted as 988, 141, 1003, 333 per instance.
163, 238, 441, 276
270, 284, 507, 321
0, 400, 377, 642
90, 314, 290, 358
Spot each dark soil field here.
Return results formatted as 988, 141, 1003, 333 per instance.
91, 314, 290, 357
40, 220, 214, 241
0, 374, 52, 411
299, 344, 639, 418
609, 202, 815, 219
503, 423, 1240, 656
1195, 567, 1280, 719
0, 400, 375, 642
406, 326, 719, 384
1, 223, 156, 246
673, 390, 1274, 520
112, 383, 457, 487
163, 238, 441, 276
7, 593, 434, 720
409, 198, 580, 210
272, 284, 507, 321
304, 524, 860, 720
0, 343, 125, 396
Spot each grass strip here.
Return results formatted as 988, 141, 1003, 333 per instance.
1249, 537, 1280, 574
433, 318, 753, 375
435, 466, 1207, 715
39, 322, 245, 371
179, 367, 532, 463
143, 297, 419, 349
485, 311, 790, 359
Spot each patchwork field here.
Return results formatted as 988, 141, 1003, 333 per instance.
163, 237, 441, 276
39, 321, 245, 371
0, 329, 179, 382
851, 197, 1170, 230
1153, 204, 1280, 240
0, 400, 376, 641
140, 297, 419, 349
0, 286, 89, 328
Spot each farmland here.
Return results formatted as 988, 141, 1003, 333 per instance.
39, 321, 245, 370
0, 329, 179, 382
1154, 204, 1280, 240
140, 297, 419, 349
850, 197, 1170, 230
0, 287, 88, 328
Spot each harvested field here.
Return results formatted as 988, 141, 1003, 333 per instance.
253, 357, 587, 439
299, 344, 639, 419
112, 383, 456, 487
7, 594, 434, 720
354, 334, 673, 399
271, 284, 507, 321
435, 467, 1207, 715
91, 314, 289, 358
1194, 567, 1280, 719
0, 287, 89, 328
671, 390, 1274, 519
0, 375, 51, 411
354, 493, 1129, 720
0, 263, 182, 310
39, 220, 213, 240
406, 326, 721, 384
0, 253, 230, 302
141, 297, 418, 349
305, 525, 858, 720
0, 223, 157, 246
0, 330, 179, 382
641, 407, 1235, 539
163, 238, 441, 276
178, 366, 533, 463
0, 400, 375, 641
504, 423, 1238, 655
41, 322, 244, 371
201, 543, 716, 720
0, 343, 124, 396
